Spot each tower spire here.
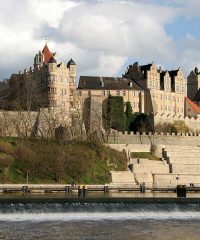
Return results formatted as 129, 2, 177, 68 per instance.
44, 36, 48, 46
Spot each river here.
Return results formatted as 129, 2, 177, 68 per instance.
0, 201, 199, 239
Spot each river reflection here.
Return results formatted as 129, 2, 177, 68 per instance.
1, 191, 200, 199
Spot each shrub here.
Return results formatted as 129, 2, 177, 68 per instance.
0, 140, 14, 155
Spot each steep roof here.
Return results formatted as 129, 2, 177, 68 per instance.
48, 56, 57, 64
140, 64, 152, 71
193, 88, 200, 102
169, 70, 179, 81
67, 58, 76, 67
42, 44, 52, 64
78, 76, 143, 90
186, 97, 200, 114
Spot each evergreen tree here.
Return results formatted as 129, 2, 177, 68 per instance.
107, 96, 126, 132
125, 102, 133, 131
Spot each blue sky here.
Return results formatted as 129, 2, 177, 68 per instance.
0, 0, 200, 80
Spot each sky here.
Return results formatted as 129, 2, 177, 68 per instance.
0, 0, 200, 80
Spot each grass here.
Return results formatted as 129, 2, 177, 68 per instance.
0, 138, 127, 184
130, 152, 161, 160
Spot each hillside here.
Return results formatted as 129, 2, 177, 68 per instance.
0, 138, 126, 184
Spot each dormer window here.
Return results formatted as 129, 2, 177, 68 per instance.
129, 82, 133, 87
101, 81, 104, 87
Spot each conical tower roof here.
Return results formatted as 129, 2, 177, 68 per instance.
42, 44, 52, 64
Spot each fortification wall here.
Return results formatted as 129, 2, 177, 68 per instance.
154, 114, 200, 132
108, 132, 200, 146
0, 108, 71, 138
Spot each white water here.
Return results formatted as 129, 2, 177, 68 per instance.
0, 211, 200, 222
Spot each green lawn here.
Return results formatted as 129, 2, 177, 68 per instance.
130, 152, 161, 160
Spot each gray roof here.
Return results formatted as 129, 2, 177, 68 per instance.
78, 76, 143, 90
67, 58, 76, 67
48, 57, 57, 63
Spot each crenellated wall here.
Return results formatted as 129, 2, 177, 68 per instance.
108, 131, 200, 146
153, 113, 200, 132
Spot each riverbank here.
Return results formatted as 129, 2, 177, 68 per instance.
0, 138, 126, 184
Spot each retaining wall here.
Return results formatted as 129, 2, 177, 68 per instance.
108, 132, 200, 146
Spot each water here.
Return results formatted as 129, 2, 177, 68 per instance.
0, 202, 200, 239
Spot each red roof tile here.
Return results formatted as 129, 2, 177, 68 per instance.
186, 97, 200, 114
42, 44, 52, 64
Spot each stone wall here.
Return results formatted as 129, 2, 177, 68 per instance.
154, 113, 200, 132
0, 108, 72, 139
108, 132, 200, 146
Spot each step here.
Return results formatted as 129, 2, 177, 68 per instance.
166, 152, 200, 157
153, 173, 200, 187
130, 158, 166, 166
131, 163, 169, 174
168, 158, 200, 164
171, 164, 200, 174
134, 173, 153, 187
110, 171, 136, 184
164, 146, 200, 150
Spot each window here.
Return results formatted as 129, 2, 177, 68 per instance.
49, 75, 56, 81
70, 89, 73, 96
64, 89, 67, 95
107, 91, 110, 96
79, 91, 82, 96
123, 91, 126, 96
88, 91, 91, 96
70, 102, 74, 108
102, 91, 105, 96
116, 90, 120, 96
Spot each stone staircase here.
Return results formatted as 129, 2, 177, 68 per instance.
109, 144, 200, 188
129, 158, 169, 187
153, 145, 200, 187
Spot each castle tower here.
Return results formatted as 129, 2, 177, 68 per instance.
187, 67, 200, 100
67, 58, 77, 110
34, 51, 43, 68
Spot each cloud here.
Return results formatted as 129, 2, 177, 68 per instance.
34, 0, 177, 76
0, 0, 199, 81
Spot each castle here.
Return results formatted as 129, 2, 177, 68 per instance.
1, 44, 200, 134
0, 44, 76, 114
